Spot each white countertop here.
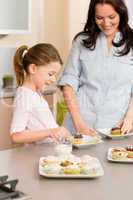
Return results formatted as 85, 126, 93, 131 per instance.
0, 137, 133, 200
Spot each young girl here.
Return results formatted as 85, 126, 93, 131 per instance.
10, 43, 70, 144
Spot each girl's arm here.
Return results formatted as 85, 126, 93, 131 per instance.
11, 126, 70, 144
62, 85, 96, 136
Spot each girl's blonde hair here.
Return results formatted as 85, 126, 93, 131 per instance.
14, 43, 63, 86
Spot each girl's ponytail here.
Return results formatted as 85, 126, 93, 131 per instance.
14, 45, 28, 86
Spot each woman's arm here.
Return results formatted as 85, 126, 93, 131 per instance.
120, 96, 133, 133
11, 126, 70, 144
62, 85, 96, 136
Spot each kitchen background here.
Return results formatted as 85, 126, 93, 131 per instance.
0, 0, 133, 150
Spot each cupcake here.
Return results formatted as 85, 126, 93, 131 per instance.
111, 127, 122, 135
67, 155, 81, 164
41, 156, 59, 166
64, 165, 81, 174
72, 138, 82, 145
126, 145, 133, 158
81, 163, 100, 175
127, 151, 133, 158
111, 148, 127, 159
126, 145, 133, 151
43, 163, 62, 174
60, 160, 72, 167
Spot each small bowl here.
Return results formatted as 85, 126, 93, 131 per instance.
54, 144, 72, 156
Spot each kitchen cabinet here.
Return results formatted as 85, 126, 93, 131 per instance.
0, 97, 14, 150
0, 0, 31, 34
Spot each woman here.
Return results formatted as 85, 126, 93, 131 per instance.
58, 0, 133, 135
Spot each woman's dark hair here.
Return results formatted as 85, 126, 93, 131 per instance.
14, 43, 63, 86
75, 0, 133, 56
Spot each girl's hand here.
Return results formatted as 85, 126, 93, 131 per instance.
50, 126, 71, 141
58, 126, 71, 138
75, 120, 97, 136
117, 118, 133, 134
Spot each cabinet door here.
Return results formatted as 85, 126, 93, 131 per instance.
0, 98, 14, 150
0, 0, 31, 34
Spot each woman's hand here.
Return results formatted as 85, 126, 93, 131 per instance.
62, 86, 96, 137
75, 120, 97, 136
117, 118, 133, 134
117, 96, 133, 134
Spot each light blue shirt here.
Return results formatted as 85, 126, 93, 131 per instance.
58, 32, 133, 133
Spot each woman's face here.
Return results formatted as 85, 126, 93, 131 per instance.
95, 3, 120, 38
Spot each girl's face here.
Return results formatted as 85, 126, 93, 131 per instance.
95, 3, 120, 39
31, 61, 61, 91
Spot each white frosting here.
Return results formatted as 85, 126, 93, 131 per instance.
65, 164, 79, 170
43, 163, 62, 174
67, 155, 81, 164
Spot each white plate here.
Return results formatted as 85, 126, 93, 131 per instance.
107, 148, 133, 163
97, 128, 133, 139
39, 157, 104, 179
72, 136, 103, 148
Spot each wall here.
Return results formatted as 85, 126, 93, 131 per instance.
43, 0, 90, 61
126, 0, 133, 28
0, 47, 16, 87
68, 0, 90, 49
43, 0, 69, 61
